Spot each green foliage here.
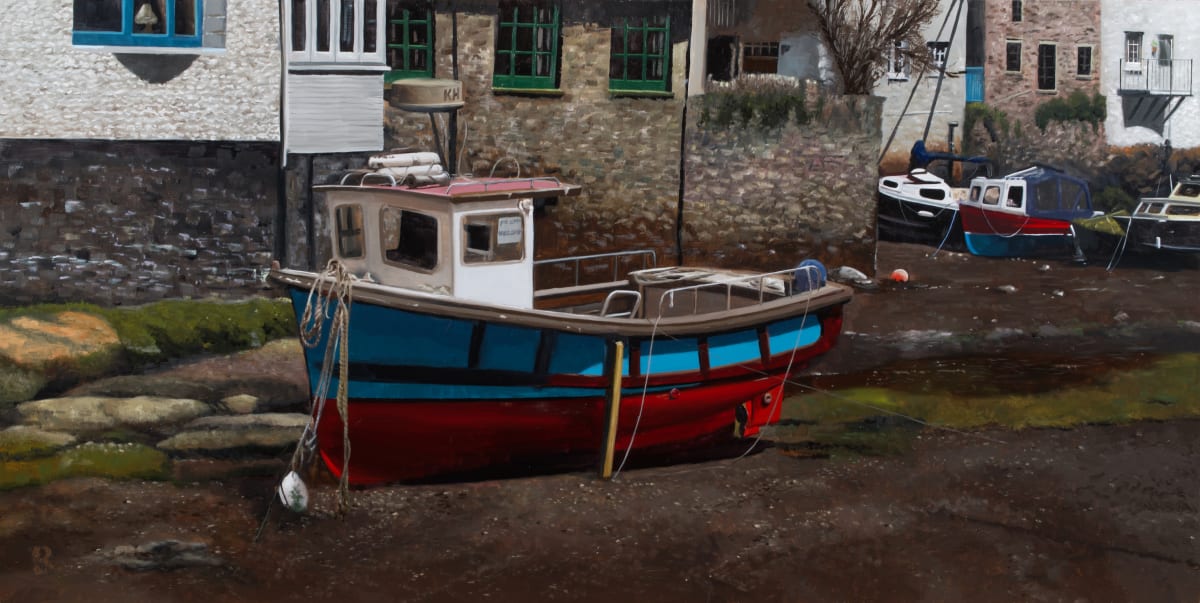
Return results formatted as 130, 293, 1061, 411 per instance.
962, 103, 1011, 154
1034, 91, 1106, 132
700, 80, 811, 131
1094, 186, 1137, 213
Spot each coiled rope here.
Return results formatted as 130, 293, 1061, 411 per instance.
292, 259, 355, 515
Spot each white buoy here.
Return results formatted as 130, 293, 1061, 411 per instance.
278, 471, 309, 513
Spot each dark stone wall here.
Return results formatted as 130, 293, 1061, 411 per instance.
0, 139, 279, 306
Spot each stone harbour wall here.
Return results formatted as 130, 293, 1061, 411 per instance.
0, 139, 279, 306
683, 91, 883, 275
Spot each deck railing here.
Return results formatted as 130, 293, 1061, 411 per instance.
653, 264, 824, 316
1118, 59, 1193, 96
534, 249, 658, 287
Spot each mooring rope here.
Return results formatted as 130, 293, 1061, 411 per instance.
612, 267, 822, 477
292, 259, 355, 515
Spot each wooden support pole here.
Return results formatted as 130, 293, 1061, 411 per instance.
601, 341, 625, 479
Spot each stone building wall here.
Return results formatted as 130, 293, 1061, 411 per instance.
0, 140, 279, 306
683, 90, 883, 275
383, 6, 692, 265
983, 0, 1101, 126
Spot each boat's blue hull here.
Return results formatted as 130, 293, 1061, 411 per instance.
963, 232, 1075, 258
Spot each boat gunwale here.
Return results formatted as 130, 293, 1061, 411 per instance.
270, 268, 851, 338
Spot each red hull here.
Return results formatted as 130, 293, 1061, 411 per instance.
316, 376, 788, 484
958, 204, 1073, 236
315, 312, 843, 484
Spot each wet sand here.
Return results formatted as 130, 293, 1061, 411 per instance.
2, 241, 1199, 602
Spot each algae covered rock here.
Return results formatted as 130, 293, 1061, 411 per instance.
157, 412, 309, 454
0, 442, 169, 489
0, 311, 123, 407
0, 425, 77, 459
17, 395, 211, 433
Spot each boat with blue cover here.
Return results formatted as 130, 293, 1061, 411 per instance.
269, 157, 853, 484
958, 165, 1098, 258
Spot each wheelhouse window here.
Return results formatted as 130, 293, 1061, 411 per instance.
927, 41, 950, 71
493, 1, 561, 91
886, 40, 910, 81
1037, 43, 1056, 91
609, 16, 671, 93
1005, 40, 1022, 72
73, 0, 204, 48
1011, 0, 1022, 22
462, 213, 525, 264
1167, 205, 1200, 216
1076, 45, 1093, 78
1125, 32, 1143, 69
386, 2, 434, 82
983, 186, 1002, 205
335, 205, 365, 259
1176, 183, 1200, 198
1006, 186, 1024, 208
381, 207, 439, 271
289, 0, 385, 65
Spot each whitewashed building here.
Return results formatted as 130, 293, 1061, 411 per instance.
875, 0, 968, 173
0, 0, 280, 142
1101, 0, 1197, 148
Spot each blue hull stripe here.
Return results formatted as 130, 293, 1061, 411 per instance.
964, 232, 1071, 257
290, 290, 824, 402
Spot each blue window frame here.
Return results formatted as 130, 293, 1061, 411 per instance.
73, 0, 203, 48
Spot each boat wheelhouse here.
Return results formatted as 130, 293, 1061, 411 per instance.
1122, 176, 1200, 253
877, 169, 967, 245
958, 166, 1097, 258
270, 161, 853, 484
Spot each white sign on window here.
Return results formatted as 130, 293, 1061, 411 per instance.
496, 217, 523, 245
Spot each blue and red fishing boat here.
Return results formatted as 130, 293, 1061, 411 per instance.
958, 166, 1098, 258
269, 154, 853, 484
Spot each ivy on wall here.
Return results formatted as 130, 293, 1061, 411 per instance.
1034, 91, 1106, 132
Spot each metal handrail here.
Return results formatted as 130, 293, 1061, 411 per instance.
339, 170, 399, 186
600, 290, 643, 318
653, 265, 823, 316
535, 250, 658, 287
1118, 59, 1193, 95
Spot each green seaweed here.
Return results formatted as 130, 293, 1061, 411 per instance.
783, 353, 1200, 435
0, 442, 169, 490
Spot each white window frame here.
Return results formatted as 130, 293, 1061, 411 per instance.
1125, 31, 1143, 71
1075, 44, 1093, 79
886, 40, 910, 81
287, 0, 387, 68
1005, 39, 1022, 73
